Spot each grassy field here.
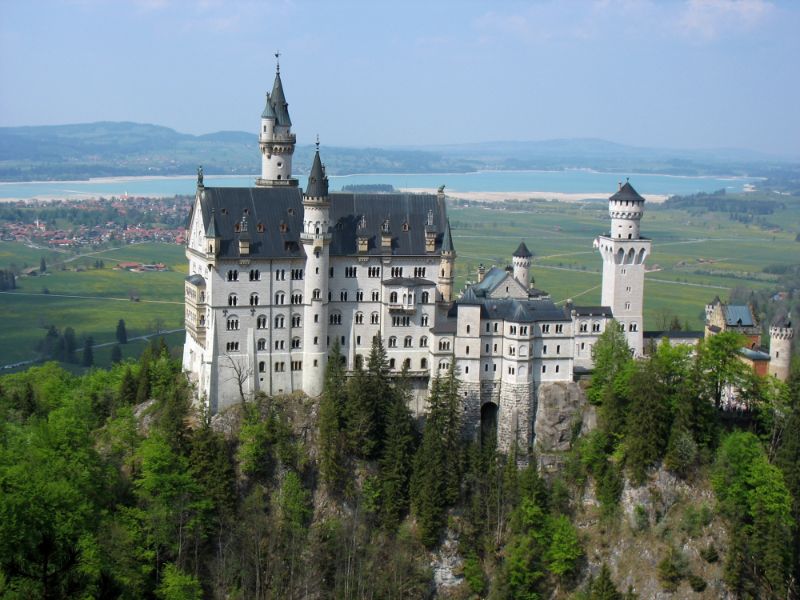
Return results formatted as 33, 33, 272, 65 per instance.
1, 195, 798, 369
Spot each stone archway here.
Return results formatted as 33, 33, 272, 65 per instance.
481, 401, 499, 447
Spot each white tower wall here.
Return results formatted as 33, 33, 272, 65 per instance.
768, 325, 793, 382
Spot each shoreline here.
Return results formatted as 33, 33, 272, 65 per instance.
399, 188, 670, 203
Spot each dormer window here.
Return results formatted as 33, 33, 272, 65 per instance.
234, 223, 241, 233
402, 221, 409, 232
280, 222, 288, 233
257, 222, 265, 233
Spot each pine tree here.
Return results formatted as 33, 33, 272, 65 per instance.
319, 342, 348, 491
119, 366, 138, 405
63, 327, 77, 363
39, 256, 46, 273
116, 319, 128, 344
378, 375, 416, 529
588, 320, 632, 404
111, 344, 123, 364
590, 563, 623, 600
82, 336, 94, 367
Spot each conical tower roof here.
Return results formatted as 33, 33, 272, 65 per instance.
441, 219, 455, 254
261, 92, 275, 119
513, 241, 532, 258
305, 146, 328, 198
270, 71, 291, 127
205, 208, 219, 238
610, 181, 645, 203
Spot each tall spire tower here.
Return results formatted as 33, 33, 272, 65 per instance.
256, 52, 298, 187
301, 139, 331, 395
593, 181, 651, 356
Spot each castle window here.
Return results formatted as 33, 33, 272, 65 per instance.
580, 322, 588, 332
249, 269, 260, 281
226, 317, 239, 331
357, 290, 364, 301
369, 266, 381, 278
484, 363, 489, 372
276, 269, 286, 281
493, 343, 498, 352
555, 365, 560, 373
389, 359, 396, 369
355, 312, 364, 324
274, 315, 285, 328
630, 322, 638, 332
390, 291, 398, 303
228, 294, 238, 306
403, 358, 411, 369
592, 323, 601, 333
438, 339, 451, 351
371, 312, 380, 324
509, 346, 515, 356
543, 345, 547, 355
421, 314, 429, 326
250, 293, 259, 306
275, 362, 285, 372
542, 365, 547, 373
414, 267, 426, 278
493, 323, 498, 332
388, 336, 397, 348
420, 336, 428, 347
292, 337, 301, 349
314, 314, 319, 323
329, 312, 342, 325
329, 267, 334, 277
275, 340, 285, 350
521, 326, 528, 335
421, 291, 429, 303
625, 302, 631, 310
372, 290, 379, 301
225, 342, 239, 352
486, 323, 491, 333
291, 268, 304, 280
542, 324, 550, 333
340, 291, 348, 302
313, 289, 321, 300
466, 345, 470, 355
402, 221, 409, 232
313, 336, 319, 345
345, 266, 357, 278
275, 292, 285, 305
257, 339, 266, 351
292, 315, 301, 327
259, 361, 265, 373
257, 315, 267, 329
555, 324, 563, 334
291, 293, 303, 305
556, 344, 561, 354
404, 336, 413, 348
485, 343, 489, 353
257, 223, 265, 233
421, 358, 428, 369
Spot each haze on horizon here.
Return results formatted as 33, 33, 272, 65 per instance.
1, 0, 799, 159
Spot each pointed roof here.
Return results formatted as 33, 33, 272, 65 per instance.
772, 312, 792, 328
238, 212, 251, 241
304, 148, 328, 198
513, 241, 532, 258
610, 181, 645, 203
205, 208, 219, 238
441, 219, 455, 254
270, 71, 291, 127
261, 93, 275, 119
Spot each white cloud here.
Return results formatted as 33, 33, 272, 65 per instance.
678, 0, 774, 40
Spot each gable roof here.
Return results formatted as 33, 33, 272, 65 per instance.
723, 304, 756, 327
196, 186, 448, 259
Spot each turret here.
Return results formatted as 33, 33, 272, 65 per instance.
594, 180, 650, 356
609, 180, 645, 240
768, 313, 793, 382
205, 207, 220, 258
512, 241, 532, 289
438, 219, 456, 303
301, 142, 331, 396
256, 55, 297, 187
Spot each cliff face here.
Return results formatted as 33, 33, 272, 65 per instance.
534, 381, 596, 471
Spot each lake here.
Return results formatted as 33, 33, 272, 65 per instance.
0, 169, 755, 200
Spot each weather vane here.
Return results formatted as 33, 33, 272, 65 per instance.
315, 134, 320, 151
275, 50, 280, 73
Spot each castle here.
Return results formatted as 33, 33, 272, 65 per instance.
182, 63, 792, 450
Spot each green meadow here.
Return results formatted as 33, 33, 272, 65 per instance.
1, 194, 798, 369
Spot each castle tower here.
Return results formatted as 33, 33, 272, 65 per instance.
301, 142, 331, 395
512, 241, 532, 289
768, 314, 793, 382
256, 56, 298, 187
438, 219, 456, 303
593, 181, 651, 356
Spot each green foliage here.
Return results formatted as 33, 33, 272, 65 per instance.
83, 336, 95, 366
688, 573, 707, 592
116, 318, 128, 344
278, 471, 312, 532
318, 341, 348, 491
588, 322, 632, 405
378, 378, 416, 530
463, 554, 486, 594
156, 563, 203, 600
700, 543, 719, 563
545, 514, 583, 578
588, 563, 622, 600
657, 547, 688, 592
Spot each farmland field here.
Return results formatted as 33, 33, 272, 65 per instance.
1, 193, 798, 370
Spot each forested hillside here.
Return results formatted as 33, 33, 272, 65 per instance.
0, 330, 798, 598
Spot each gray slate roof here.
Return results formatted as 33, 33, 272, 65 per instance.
193, 186, 448, 259
452, 294, 569, 323
610, 181, 645, 203
441, 219, 455, 254
185, 274, 206, 286
383, 277, 436, 287
270, 72, 291, 127
723, 304, 756, 327
570, 305, 613, 317
305, 150, 328, 198
513, 241, 532, 258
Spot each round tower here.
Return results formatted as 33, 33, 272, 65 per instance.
609, 179, 645, 240
512, 241, 532, 289
301, 142, 331, 396
257, 55, 298, 187
768, 314, 793, 382
438, 219, 456, 303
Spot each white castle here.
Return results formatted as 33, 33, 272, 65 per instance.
182, 62, 656, 450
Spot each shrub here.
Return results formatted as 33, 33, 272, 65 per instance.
688, 574, 707, 592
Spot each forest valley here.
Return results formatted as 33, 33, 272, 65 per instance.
0, 326, 798, 599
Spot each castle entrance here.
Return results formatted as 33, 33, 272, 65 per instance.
480, 402, 499, 447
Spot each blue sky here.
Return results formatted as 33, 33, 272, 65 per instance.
1, 0, 798, 157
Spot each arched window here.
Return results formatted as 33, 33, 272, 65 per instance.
329, 312, 342, 325
313, 288, 321, 300
388, 336, 397, 348
421, 358, 428, 369
370, 312, 380, 324
355, 312, 364, 324
228, 294, 238, 307
291, 293, 303, 305
291, 314, 301, 327
226, 317, 239, 331
420, 336, 428, 347
256, 315, 267, 329
259, 361, 265, 373
250, 293, 259, 306
438, 339, 451, 351
292, 337, 301, 349
274, 314, 285, 328
404, 336, 413, 348
275, 292, 285, 305
257, 338, 266, 350
403, 358, 411, 369
389, 291, 398, 303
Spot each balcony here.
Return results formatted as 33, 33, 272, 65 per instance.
388, 302, 416, 314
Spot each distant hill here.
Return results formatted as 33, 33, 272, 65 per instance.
0, 121, 795, 182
